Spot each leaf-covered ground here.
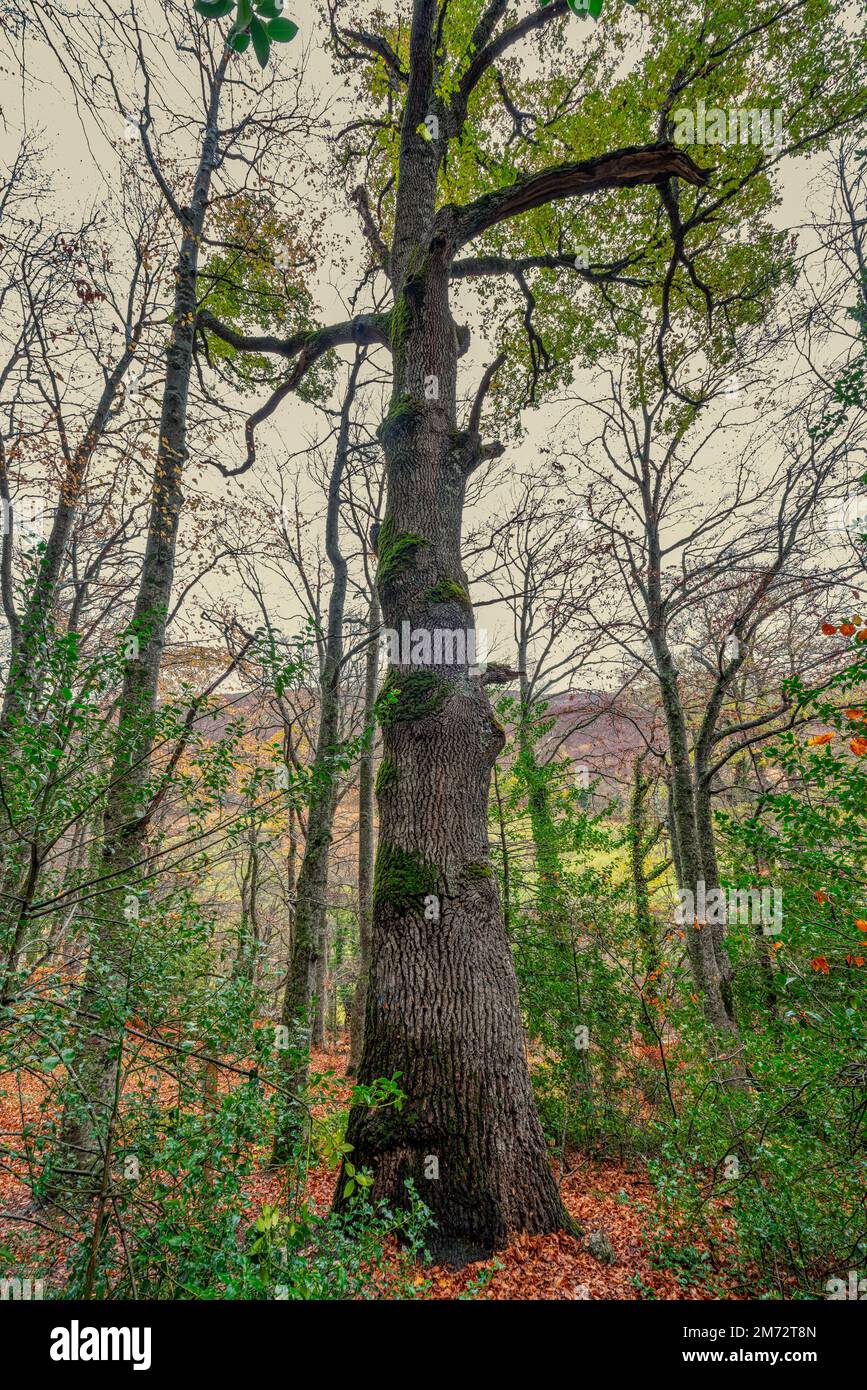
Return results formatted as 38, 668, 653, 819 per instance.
0, 1046, 741, 1301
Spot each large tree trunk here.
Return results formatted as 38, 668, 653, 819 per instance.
335, 33, 564, 1257
348, 589, 379, 1076
48, 59, 229, 1191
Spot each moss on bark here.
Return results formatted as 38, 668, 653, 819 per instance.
425, 575, 471, 606
375, 756, 398, 796
375, 514, 425, 593
375, 668, 452, 727
373, 841, 442, 912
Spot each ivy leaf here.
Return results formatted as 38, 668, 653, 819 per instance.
250, 15, 270, 67
266, 17, 298, 42
228, 30, 251, 52
195, 0, 235, 17
255, 0, 284, 17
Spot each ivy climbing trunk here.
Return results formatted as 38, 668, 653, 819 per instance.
48, 56, 229, 1191
0, 346, 139, 1004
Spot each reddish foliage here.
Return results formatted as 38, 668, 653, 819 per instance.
0, 1046, 739, 1300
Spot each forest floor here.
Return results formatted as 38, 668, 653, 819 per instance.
0, 1044, 742, 1300
289, 1047, 740, 1300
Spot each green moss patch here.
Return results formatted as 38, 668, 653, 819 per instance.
375, 669, 452, 727
375, 514, 425, 592
375, 756, 398, 796
425, 575, 470, 607
462, 861, 493, 882
373, 842, 442, 913
389, 294, 411, 355
376, 392, 424, 448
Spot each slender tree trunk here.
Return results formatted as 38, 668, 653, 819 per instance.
694, 770, 736, 1018
655, 651, 743, 1050
48, 59, 229, 1191
311, 917, 327, 1049
0, 349, 140, 999
630, 756, 660, 981
231, 826, 260, 988
270, 356, 361, 1162
516, 676, 562, 885
666, 773, 683, 887
348, 590, 379, 1075
285, 777, 299, 959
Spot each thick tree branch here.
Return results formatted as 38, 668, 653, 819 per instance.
450, 143, 709, 249
198, 309, 389, 365
451, 250, 647, 285
342, 28, 408, 83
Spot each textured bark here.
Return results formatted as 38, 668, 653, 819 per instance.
49, 58, 229, 1190
348, 590, 380, 1076
334, 3, 565, 1262
196, 0, 708, 1264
